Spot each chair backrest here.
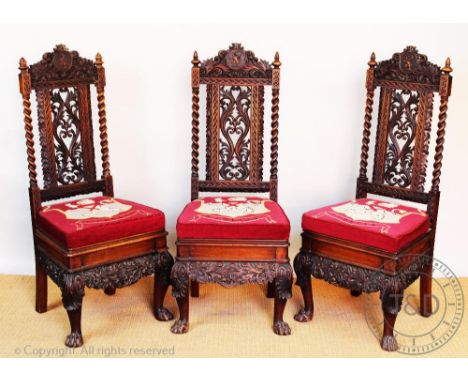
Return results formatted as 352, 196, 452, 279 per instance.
190, 43, 281, 201
356, 46, 453, 227
19, 44, 113, 217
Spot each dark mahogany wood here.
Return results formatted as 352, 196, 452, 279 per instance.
18, 44, 174, 347
294, 46, 453, 351
171, 43, 292, 335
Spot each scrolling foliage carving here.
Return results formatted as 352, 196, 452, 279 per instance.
383, 89, 420, 188
50, 87, 84, 185
219, 85, 251, 180
294, 250, 429, 294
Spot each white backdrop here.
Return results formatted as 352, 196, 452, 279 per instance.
0, 24, 467, 276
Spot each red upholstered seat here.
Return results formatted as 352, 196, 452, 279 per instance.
302, 198, 430, 252
38, 196, 165, 249
177, 196, 290, 240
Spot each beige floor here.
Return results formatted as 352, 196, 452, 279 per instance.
0, 274, 466, 357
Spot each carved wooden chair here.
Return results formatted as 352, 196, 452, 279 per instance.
170, 43, 292, 335
294, 46, 453, 351
18, 44, 174, 347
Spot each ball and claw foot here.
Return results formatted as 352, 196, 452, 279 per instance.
171, 319, 189, 334
380, 335, 398, 352
154, 307, 174, 321
65, 332, 83, 348
294, 308, 313, 322
273, 320, 291, 335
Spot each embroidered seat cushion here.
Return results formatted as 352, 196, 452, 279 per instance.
177, 196, 290, 240
38, 196, 165, 249
302, 198, 430, 252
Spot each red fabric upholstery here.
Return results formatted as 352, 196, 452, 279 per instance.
302, 198, 429, 252
177, 196, 290, 240
38, 196, 165, 249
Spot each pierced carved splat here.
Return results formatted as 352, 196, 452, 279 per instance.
50, 87, 84, 185
218, 85, 251, 181
383, 89, 419, 188
373, 86, 435, 192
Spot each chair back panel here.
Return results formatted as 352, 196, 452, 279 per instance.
356, 46, 453, 226
372, 47, 441, 192
19, 45, 112, 209
191, 43, 281, 201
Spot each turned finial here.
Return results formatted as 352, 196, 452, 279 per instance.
192, 51, 200, 67
368, 52, 376, 67
442, 57, 452, 73
273, 52, 281, 68
95, 53, 103, 66
19, 57, 28, 70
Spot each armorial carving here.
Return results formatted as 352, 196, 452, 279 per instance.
30, 44, 97, 87
201, 43, 272, 78
375, 46, 441, 86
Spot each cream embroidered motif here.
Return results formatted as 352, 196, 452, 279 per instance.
43, 198, 132, 220
195, 197, 271, 219
330, 200, 425, 224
